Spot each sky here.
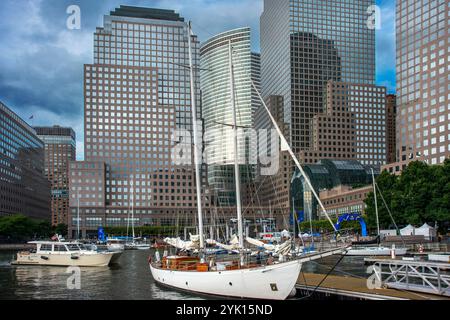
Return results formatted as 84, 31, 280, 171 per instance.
0, 0, 396, 161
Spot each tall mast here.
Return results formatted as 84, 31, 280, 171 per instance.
131, 178, 135, 240
187, 22, 205, 250
229, 41, 244, 249
77, 190, 80, 240
371, 168, 380, 238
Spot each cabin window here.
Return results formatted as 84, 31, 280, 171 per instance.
40, 244, 53, 251
67, 244, 80, 251
54, 245, 68, 252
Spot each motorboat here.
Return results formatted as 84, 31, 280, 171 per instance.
12, 241, 114, 267
107, 238, 125, 252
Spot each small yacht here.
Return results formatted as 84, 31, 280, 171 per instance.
12, 241, 114, 267
106, 238, 126, 252
125, 241, 151, 251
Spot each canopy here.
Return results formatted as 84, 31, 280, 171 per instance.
400, 224, 415, 236
415, 223, 436, 238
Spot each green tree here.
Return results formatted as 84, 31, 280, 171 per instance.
53, 224, 68, 237
364, 160, 450, 234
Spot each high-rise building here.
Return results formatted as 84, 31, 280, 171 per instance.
300, 81, 387, 166
69, 6, 209, 238
260, 0, 376, 153
386, 0, 449, 173
200, 28, 261, 206
386, 94, 397, 164
35, 126, 76, 226
0, 101, 50, 220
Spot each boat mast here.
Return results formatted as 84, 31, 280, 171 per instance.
229, 40, 245, 250
131, 177, 135, 240
371, 168, 380, 238
187, 22, 205, 250
77, 190, 80, 240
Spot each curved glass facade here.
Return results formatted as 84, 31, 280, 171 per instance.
200, 28, 260, 205
291, 160, 378, 220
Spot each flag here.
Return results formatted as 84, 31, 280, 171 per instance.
29, 115, 34, 120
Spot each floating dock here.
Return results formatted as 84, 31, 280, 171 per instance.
296, 273, 450, 300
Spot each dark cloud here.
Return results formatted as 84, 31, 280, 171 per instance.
0, 0, 396, 160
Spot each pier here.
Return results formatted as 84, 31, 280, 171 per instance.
296, 272, 450, 300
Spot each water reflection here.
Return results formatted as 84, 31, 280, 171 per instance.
0, 250, 202, 300
0, 250, 367, 300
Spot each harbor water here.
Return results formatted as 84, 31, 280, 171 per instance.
0, 249, 369, 300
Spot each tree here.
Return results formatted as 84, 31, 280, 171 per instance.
54, 224, 68, 237
364, 160, 450, 234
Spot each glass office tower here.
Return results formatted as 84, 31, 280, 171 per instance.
396, 0, 449, 168
260, 0, 376, 153
200, 28, 261, 206
0, 101, 50, 220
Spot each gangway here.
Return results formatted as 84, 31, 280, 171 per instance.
369, 258, 450, 297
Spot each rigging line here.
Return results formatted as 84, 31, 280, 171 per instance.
241, 174, 269, 216
295, 252, 347, 300
230, 48, 338, 234
375, 182, 407, 248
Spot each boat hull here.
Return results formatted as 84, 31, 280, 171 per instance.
12, 252, 114, 267
345, 247, 408, 256
150, 260, 301, 300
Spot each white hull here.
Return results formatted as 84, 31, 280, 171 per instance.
345, 246, 408, 256
150, 260, 301, 300
125, 243, 150, 250
13, 252, 114, 267
107, 244, 125, 252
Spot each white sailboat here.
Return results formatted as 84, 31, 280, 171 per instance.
125, 178, 150, 251
149, 22, 345, 300
346, 169, 407, 256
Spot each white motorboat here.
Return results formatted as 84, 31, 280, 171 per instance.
107, 239, 125, 252
12, 241, 114, 267
125, 242, 150, 250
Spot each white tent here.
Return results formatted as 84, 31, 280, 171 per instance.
415, 223, 436, 240
400, 224, 416, 236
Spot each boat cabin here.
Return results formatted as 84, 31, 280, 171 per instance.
29, 242, 84, 254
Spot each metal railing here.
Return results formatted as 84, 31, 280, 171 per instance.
372, 259, 450, 297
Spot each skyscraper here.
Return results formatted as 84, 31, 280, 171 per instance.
35, 126, 76, 226
394, 0, 449, 170
69, 6, 208, 238
200, 28, 261, 206
0, 101, 50, 220
260, 0, 376, 153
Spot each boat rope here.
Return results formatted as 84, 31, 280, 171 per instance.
294, 252, 347, 300
375, 182, 407, 248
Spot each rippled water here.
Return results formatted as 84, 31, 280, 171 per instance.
0, 250, 367, 300
0, 250, 201, 300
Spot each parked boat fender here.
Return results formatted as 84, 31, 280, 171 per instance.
155, 251, 161, 262
148, 256, 152, 264
40, 256, 49, 260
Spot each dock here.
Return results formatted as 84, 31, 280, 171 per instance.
296, 273, 450, 300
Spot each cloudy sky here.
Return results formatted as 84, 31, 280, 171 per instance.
0, 0, 396, 160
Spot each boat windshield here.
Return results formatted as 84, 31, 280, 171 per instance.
67, 244, 81, 251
